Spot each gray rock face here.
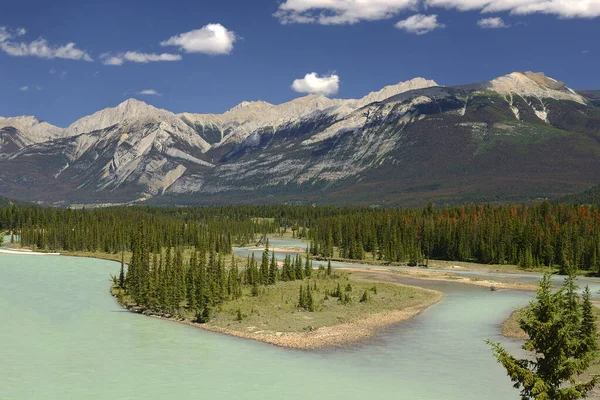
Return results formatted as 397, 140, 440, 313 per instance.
1, 72, 600, 206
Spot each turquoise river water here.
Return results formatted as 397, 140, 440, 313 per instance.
2, 237, 598, 399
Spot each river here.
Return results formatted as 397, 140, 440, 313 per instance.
2, 237, 598, 399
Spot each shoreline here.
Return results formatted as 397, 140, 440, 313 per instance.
340, 267, 538, 292
501, 309, 528, 340
0, 248, 60, 255
314, 255, 558, 276
244, 246, 305, 253
113, 282, 443, 350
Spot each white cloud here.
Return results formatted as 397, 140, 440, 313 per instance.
395, 14, 445, 34
292, 72, 340, 95
275, 0, 419, 24
137, 89, 161, 96
100, 54, 124, 66
123, 51, 181, 63
582, 49, 590, 54
275, 0, 600, 25
19, 85, 43, 91
0, 27, 92, 61
100, 51, 182, 66
477, 17, 510, 28
0, 26, 25, 42
160, 23, 236, 55
425, 0, 600, 18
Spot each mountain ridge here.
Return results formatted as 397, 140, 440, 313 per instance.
1, 71, 599, 207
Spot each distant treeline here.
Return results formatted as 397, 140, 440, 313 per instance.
307, 203, 600, 274
0, 206, 280, 254
557, 185, 600, 206
1, 202, 600, 274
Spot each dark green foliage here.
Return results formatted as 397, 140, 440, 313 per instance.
298, 284, 315, 312
340, 292, 352, 305
307, 202, 600, 274
360, 290, 370, 303
304, 254, 312, 278
331, 283, 342, 298
558, 184, 600, 206
196, 305, 212, 324
487, 274, 599, 399
3, 202, 600, 279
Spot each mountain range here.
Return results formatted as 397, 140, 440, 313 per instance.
1, 71, 599, 207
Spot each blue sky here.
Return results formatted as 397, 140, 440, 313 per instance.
1, 0, 599, 127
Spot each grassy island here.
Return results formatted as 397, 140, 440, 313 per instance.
110, 239, 441, 349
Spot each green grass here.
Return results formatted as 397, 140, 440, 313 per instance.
210, 272, 434, 333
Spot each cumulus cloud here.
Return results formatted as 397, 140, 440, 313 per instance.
100, 51, 182, 66
0, 26, 92, 61
19, 86, 28, 91
160, 23, 236, 55
477, 17, 510, 28
137, 89, 161, 96
395, 14, 445, 34
275, 0, 600, 24
292, 72, 340, 95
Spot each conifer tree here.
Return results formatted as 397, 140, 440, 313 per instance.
260, 240, 270, 285
487, 274, 600, 399
304, 254, 312, 278
119, 252, 126, 289
268, 252, 277, 285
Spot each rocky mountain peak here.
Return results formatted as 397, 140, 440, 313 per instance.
116, 98, 155, 111
66, 98, 171, 136
354, 77, 439, 108
521, 71, 566, 90
228, 100, 273, 112
486, 71, 586, 104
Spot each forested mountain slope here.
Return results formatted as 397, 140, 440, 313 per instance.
557, 184, 600, 205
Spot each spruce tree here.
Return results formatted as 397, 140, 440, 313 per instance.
119, 253, 126, 289
487, 274, 600, 399
268, 252, 277, 285
304, 254, 312, 278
